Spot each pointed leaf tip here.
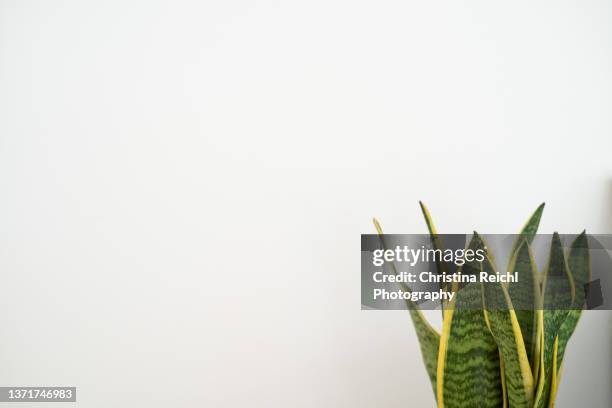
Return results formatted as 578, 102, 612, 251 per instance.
418, 201, 428, 213
372, 218, 383, 235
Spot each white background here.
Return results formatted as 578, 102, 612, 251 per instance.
1, 0, 611, 406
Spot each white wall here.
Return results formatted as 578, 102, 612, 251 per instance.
1, 0, 611, 406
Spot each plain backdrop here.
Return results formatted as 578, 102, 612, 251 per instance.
1, 0, 611, 406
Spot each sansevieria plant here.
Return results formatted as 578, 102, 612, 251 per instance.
373, 203, 591, 408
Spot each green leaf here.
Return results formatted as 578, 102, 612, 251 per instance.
409, 308, 441, 395
506, 241, 539, 370
533, 233, 573, 408
419, 201, 451, 316
507, 203, 545, 265
499, 350, 508, 408
554, 231, 591, 380
481, 254, 534, 408
549, 337, 561, 408
437, 235, 502, 408
504, 203, 544, 376
515, 203, 545, 248
372, 218, 440, 395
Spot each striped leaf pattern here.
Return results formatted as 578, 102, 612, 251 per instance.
506, 241, 539, 369
437, 235, 502, 408
481, 254, 534, 408
512, 203, 545, 252
373, 203, 588, 408
534, 233, 573, 408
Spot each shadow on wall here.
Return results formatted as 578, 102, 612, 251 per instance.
609, 314, 612, 408
608, 182, 612, 405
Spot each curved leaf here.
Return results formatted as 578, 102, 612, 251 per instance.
481, 254, 534, 408
506, 241, 539, 370
554, 231, 591, 383
372, 218, 440, 395
533, 233, 573, 408
419, 201, 451, 315
518, 203, 545, 243
511, 203, 545, 255
548, 338, 560, 408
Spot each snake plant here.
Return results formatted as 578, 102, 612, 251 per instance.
373, 203, 591, 407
